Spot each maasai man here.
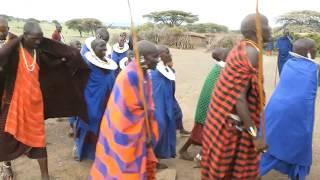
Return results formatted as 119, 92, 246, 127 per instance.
74, 38, 117, 161
179, 48, 230, 161
0, 21, 88, 180
276, 29, 293, 74
90, 40, 159, 180
111, 34, 130, 73
260, 38, 318, 180
0, 16, 18, 180
161, 46, 190, 136
201, 14, 271, 179
69, 40, 82, 51
152, 45, 177, 169
51, 23, 65, 43
81, 27, 112, 59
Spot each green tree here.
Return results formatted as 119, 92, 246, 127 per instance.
143, 10, 199, 27
276, 10, 320, 33
82, 18, 103, 35
65, 19, 86, 37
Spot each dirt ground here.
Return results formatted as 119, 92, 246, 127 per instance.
11, 49, 320, 180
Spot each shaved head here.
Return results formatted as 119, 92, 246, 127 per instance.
0, 17, 8, 27
137, 40, 159, 70
138, 40, 158, 57
91, 39, 107, 59
293, 38, 317, 59
96, 28, 110, 42
23, 21, 43, 49
241, 13, 271, 42
157, 45, 169, 54
212, 48, 230, 62
0, 16, 9, 40
23, 21, 42, 35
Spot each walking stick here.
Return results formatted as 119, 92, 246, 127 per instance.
255, 0, 266, 144
126, 0, 157, 179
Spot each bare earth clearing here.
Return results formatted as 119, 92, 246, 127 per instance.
11, 49, 320, 180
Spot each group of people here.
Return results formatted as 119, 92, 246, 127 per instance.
0, 11, 318, 180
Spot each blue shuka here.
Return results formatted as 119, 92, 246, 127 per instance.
74, 42, 116, 161
276, 36, 293, 74
111, 43, 129, 74
151, 69, 176, 159
260, 57, 318, 180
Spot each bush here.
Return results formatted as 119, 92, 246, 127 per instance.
137, 23, 185, 47
207, 33, 241, 51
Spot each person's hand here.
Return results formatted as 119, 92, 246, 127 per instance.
252, 136, 268, 153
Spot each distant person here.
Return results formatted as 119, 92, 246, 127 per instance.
179, 48, 229, 161
276, 29, 293, 74
111, 34, 129, 73
201, 14, 271, 179
266, 41, 273, 56
74, 38, 117, 161
69, 40, 81, 50
260, 38, 318, 180
162, 46, 191, 136
51, 23, 65, 43
0, 21, 88, 180
89, 40, 159, 179
0, 16, 18, 180
152, 45, 177, 169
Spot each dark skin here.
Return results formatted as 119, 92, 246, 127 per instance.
238, 14, 271, 153
0, 17, 9, 40
211, 48, 230, 62
92, 39, 107, 60
69, 40, 81, 51
96, 28, 110, 42
137, 40, 159, 72
293, 38, 317, 59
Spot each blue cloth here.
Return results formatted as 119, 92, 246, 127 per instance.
151, 70, 176, 159
276, 36, 293, 74
171, 69, 183, 130
75, 44, 116, 161
266, 41, 273, 51
260, 57, 318, 179
111, 50, 128, 75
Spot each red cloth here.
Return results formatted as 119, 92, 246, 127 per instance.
52, 31, 61, 42
5, 47, 45, 148
201, 41, 263, 179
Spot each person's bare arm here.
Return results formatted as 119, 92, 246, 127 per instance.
236, 45, 267, 152
236, 46, 259, 129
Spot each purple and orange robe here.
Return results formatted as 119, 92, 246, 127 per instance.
201, 40, 263, 179
90, 61, 159, 180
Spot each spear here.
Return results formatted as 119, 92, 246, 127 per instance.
126, 0, 158, 178
255, 0, 266, 144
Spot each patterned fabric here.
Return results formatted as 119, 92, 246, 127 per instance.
201, 41, 263, 179
5, 47, 45, 148
89, 61, 159, 180
194, 64, 222, 124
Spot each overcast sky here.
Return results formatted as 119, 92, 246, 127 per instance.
0, 0, 318, 29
